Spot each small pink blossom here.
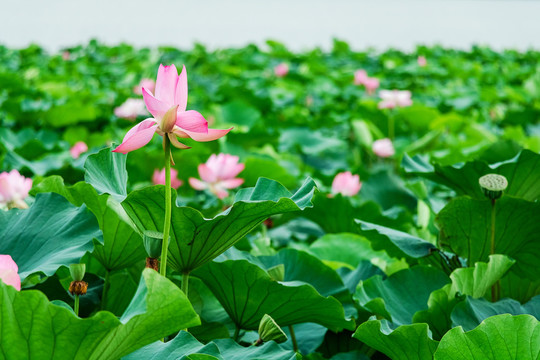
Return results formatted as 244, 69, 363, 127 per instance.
152, 168, 182, 189
113, 64, 231, 154
274, 63, 289, 77
378, 90, 413, 109
62, 51, 70, 61
417, 56, 427, 67
372, 138, 395, 158
363, 77, 380, 95
189, 154, 245, 199
114, 98, 149, 120
0, 255, 20, 291
133, 78, 156, 95
70, 141, 88, 159
354, 70, 368, 85
331, 171, 362, 197
0, 170, 32, 210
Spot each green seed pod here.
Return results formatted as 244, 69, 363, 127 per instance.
69, 264, 86, 282
143, 230, 164, 259
267, 264, 285, 282
258, 314, 288, 344
479, 174, 508, 200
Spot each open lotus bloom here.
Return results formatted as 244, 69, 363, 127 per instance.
114, 98, 149, 120
70, 141, 88, 159
378, 90, 413, 109
113, 64, 231, 154
0, 170, 32, 210
274, 63, 289, 77
0, 255, 20, 291
189, 154, 245, 199
372, 138, 395, 158
133, 78, 156, 95
152, 168, 183, 189
354, 69, 368, 85
417, 56, 427, 67
331, 171, 362, 197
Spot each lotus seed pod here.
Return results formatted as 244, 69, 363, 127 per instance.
143, 230, 164, 259
258, 314, 288, 344
479, 174, 508, 200
69, 264, 86, 282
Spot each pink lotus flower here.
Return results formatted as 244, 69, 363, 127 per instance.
274, 63, 289, 77
133, 78, 156, 95
417, 56, 427, 67
0, 170, 32, 210
331, 171, 362, 197
0, 255, 20, 291
363, 77, 380, 95
372, 138, 395, 158
113, 64, 231, 154
62, 51, 70, 61
189, 154, 245, 199
152, 168, 183, 189
378, 90, 413, 109
354, 70, 368, 85
70, 141, 88, 159
114, 98, 148, 120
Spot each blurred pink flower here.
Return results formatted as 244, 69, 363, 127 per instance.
331, 171, 362, 197
364, 77, 380, 95
274, 63, 289, 77
0, 255, 20, 291
378, 90, 413, 109
0, 170, 32, 210
354, 70, 368, 85
62, 51, 70, 61
417, 56, 427, 67
372, 138, 395, 158
114, 98, 148, 120
133, 78, 156, 95
152, 168, 183, 189
70, 141, 88, 159
189, 154, 245, 199
113, 64, 231, 154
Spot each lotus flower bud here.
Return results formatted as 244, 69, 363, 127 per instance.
479, 174, 508, 200
257, 314, 288, 344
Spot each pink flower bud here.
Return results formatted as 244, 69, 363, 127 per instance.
331, 171, 362, 197
354, 70, 368, 85
417, 56, 427, 67
70, 141, 88, 159
0, 255, 20, 291
372, 138, 395, 158
152, 168, 182, 189
274, 63, 289, 77
364, 77, 380, 95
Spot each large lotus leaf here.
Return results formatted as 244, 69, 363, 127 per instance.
125, 331, 298, 360
437, 196, 540, 280
0, 269, 200, 360
412, 255, 515, 340
84, 146, 128, 202
0, 192, 101, 281
353, 320, 438, 360
451, 295, 540, 331
403, 150, 540, 201
356, 220, 437, 259
31, 176, 145, 271
193, 259, 354, 332
302, 193, 358, 233
499, 271, 540, 303
122, 177, 316, 273
434, 314, 540, 359
354, 266, 450, 326
259, 248, 346, 297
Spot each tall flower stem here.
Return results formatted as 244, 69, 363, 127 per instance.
160, 136, 172, 277
74, 295, 80, 316
388, 111, 395, 140
182, 272, 190, 297
289, 325, 298, 352
490, 198, 500, 301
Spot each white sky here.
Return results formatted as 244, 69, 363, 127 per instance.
1, 0, 539, 52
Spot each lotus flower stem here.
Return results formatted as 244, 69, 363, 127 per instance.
101, 270, 109, 310
288, 325, 298, 352
388, 112, 395, 140
160, 136, 172, 277
234, 326, 240, 341
182, 272, 189, 297
490, 198, 500, 301
74, 295, 80, 316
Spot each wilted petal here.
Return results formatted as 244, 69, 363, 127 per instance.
155, 64, 178, 104
168, 133, 191, 149
175, 65, 188, 112
142, 88, 170, 118
189, 177, 207, 190
113, 119, 158, 154
220, 178, 244, 189
176, 110, 208, 133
